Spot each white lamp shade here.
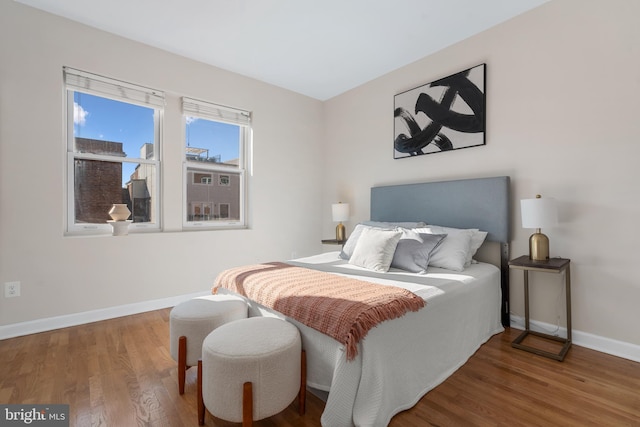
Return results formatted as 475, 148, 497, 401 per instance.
521, 197, 558, 229
332, 203, 350, 222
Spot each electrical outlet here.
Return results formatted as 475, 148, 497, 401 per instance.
5, 281, 20, 298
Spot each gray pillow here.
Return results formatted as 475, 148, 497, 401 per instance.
348, 227, 403, 272
391, 232, 447, 273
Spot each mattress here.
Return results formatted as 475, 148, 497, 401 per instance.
216, 251, 504, 426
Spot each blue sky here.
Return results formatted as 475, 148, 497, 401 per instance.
185, 115, 240, 163
73, 92, 240, 186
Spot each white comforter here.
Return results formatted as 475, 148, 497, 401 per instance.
217, 251, 504, 426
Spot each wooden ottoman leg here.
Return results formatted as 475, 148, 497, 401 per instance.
299, 349, 307, 415
197, 360, 205, 425
178, 335, 187, 394
243, 382, 253, 427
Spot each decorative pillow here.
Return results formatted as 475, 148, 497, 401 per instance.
348, 227, 402, 272
423, 225, 488, 267
391, 230, 447, 273
467, 230, 488, 265
361, 221, 427, 229
340, 222, 424, 260
415, 226, 474, 272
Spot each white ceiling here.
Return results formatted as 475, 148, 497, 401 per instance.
16, 0, 548, 100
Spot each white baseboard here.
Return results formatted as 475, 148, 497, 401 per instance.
2, 303, 638, 365
510, 315, 640, 363
0, 291, 210, 340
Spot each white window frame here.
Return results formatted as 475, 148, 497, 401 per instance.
182, 97, 250, 229
64, 67, 164, 235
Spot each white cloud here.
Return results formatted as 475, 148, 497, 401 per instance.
74, 102, 88, 126
186, 116, 198, 125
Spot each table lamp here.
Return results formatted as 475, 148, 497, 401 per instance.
521, 194, 558, 261
332, 202, 349, 241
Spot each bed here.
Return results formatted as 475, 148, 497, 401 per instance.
214, 176, 511, 426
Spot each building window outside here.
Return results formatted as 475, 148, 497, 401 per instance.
194, 173, 212, 184
191, 202, 213, 220
65, 67, 163, 234
183, 97, 250, 228
219, 203, 230, 219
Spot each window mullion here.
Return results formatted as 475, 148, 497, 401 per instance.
73, 152, 158, 166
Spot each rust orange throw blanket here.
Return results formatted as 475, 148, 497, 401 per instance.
213, 262, 425, 360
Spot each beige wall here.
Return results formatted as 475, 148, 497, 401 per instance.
323, 0, 640, 348
0, 2, 324, 326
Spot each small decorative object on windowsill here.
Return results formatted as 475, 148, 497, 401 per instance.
108, 220, 133, 236
109, 204, 131, 221
108, 203, 132, 236
520, 194, 558, 261
332, 202, 349, 241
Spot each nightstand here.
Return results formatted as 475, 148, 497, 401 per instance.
509, 255, 571, 361
321, 239, 346, 245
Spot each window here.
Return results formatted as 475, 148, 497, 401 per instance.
182, 97, 250, 228
191, 202, 213, 220
194, 173, 212, 184
219, 203, 230, 219
64, 67, 163, 234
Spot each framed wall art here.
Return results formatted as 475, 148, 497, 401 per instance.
393, 63, 486, 159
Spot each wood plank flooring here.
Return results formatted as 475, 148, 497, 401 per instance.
1, 308, 638, 426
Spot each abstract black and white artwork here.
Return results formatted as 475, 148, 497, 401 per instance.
393, 64, 486, 159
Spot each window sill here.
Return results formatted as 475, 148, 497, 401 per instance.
65, 224, 248, 237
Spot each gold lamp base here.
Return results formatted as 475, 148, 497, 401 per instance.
529, 229, 550, 261
336, 222, 346, 241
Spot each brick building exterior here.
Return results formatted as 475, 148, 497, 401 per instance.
74, 138, 126, 223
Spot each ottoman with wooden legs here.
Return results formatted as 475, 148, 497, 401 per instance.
198, 317, 306, 426
169, 295, 248, 394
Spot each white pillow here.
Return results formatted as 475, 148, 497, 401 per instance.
348, 227, 402, 272
415, 226, 475, 272
361, 221, 427, 229
468, 230, 488, 265
424, 225, 488, 267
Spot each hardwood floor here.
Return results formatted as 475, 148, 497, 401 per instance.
1, 308, 638, 426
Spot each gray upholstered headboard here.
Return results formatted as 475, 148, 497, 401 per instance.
370, 176, 510, 243
370, 176, 511, 326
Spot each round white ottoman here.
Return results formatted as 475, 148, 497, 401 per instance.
197, 317, 306, 426
169, 294, 247, 394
